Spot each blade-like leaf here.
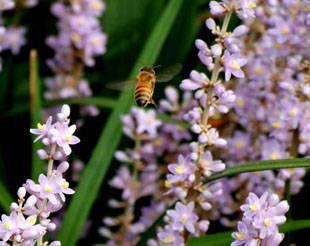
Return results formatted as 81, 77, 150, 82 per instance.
29, 50, 45, 180
56, 1, 184, 245
206, 158, 310, 183
0, 181, 14, 214
188, 220, 310, 246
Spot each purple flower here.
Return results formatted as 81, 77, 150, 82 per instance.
30, 116, 53, 142
200, 151, 225, 177
238, 0, 257, 19
1, 27, 26, 55
167, 155, 196, 183
167, 202, 198, 234
0, 212, 18, 241
0, 0, 15, 10
157, 225, 184, 246
50, 123, 80, 155
30, 175, 60, 204
224, 50, 247, 81
240, 192, 267, 218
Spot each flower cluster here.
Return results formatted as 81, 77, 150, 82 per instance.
45, 0, 107, 116
232, 192, 289, 246
99, 106, 193, 245
151, 1, 254, 245
215, 0, 310, 227
0, 105, 79, 246
0, 0, 37, 72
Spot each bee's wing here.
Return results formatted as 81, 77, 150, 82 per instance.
106, 79, 137, 90
156, 63, 183, 83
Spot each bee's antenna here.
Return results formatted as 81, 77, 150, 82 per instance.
152, 64, 161, 69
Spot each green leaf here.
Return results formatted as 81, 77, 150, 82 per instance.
56, 1, 184, 245
43, 97, 117, 109
206, 158, 310, 183
29, 50, 45, 181
188, 220, 310, 246
0, 181, 14, 214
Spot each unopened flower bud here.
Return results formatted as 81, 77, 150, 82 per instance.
61, 104, 70, 117
17, 187, 26, 198
50, 241, 61, 246
198, 220, 210, 232
206, 18, 216, 30
211, 44, 222, 57
210, 1, 225, 15
10, 203, 19, 211
37, 149, 48, 159
47, 222, 57, 231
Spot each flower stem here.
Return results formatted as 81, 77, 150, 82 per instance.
37, 144, 56, 246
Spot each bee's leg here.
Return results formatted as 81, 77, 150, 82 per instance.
150, 98, 158, 108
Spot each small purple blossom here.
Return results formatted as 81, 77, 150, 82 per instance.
224, 50, 247, 81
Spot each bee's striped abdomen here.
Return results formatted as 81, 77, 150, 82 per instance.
135, 82, 152, 107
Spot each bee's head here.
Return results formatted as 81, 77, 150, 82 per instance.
140, 66, 155, 74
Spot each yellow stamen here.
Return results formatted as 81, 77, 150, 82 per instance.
270, 152, 278, 160
282, 27, 289, 35
91, 0, 102, 10
248, 2, 256, 8
236, 229, 245, 240
306, 5, 310, 11
77, 18, 86, 26
272, 122, 281, 129
28, 216, 36, 225
180, 215, 188, 223
274, 43, 280, 49
163, 235, 173, 243
37, 123, 46, 131
45, 187, 52, 193
71, 33, 81, 43
289, 109, 297, 117
235, 141, 244, 149
154, 138, 163, 146
177, 126, 185, 132
237, 98, 244, 107
249, 203, 257, 211
232, 60, 240, 70
254, 67, 262, 74
175, 165, 184, 174
91, 38, 100, 47
4, 222, 10, 229
165, 180, 171, 188
65, 136, 71, 142
264, 218, 271, 228
62, 182, 69, 189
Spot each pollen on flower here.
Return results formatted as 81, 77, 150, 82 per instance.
71, 33, 81, 43
45, 187, 52, 193
274, 43, 281, 49
91, 38, 100, 47
270, 152, 278, 160
165, 180, 171, 188
4, 222, 10, 229
235, 141, 244, 149
28, 216, 36, 225
248, 1, 256, 8
91, 0, 102, 10
180, 215, 188, 223
65, 135, 71, 142
281, 27, 289, 35
249, 203, 257, 211
236, 229, 245, 240
154, 138, 163, 146
272, 122, 281, 129
62, 182, 69, 189
289, 109, 297, 117
254, 67, 262, 74
264, 218, 271, 228
37, 123, 46, 130
237, 98, 245, 107
177, 126, 185, 132
175, 165, 184, 174
163, 235, 173, 243
232, 60, 241, 70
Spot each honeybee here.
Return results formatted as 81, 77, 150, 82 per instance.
108, 64, 182, 107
